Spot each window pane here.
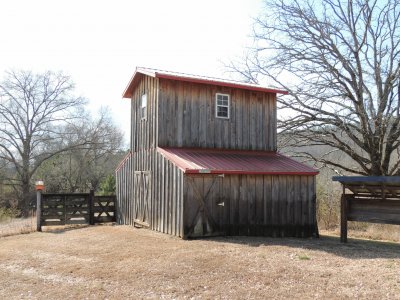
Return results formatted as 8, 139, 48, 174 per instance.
216, 94, 229, 118
217, 106, 228, 117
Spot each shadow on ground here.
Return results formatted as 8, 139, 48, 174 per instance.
41, 223, 115, 234
39, 224, 400, 260
195, 234, 400, 260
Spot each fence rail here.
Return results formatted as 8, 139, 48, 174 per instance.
38, 191, 116, 230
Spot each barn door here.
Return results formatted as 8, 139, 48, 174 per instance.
134, 171, 151, 227
186, 175, 224, 237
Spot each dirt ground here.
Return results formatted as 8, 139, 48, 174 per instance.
0, 225, 399, 299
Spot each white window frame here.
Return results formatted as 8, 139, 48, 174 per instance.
215, 93, 230, 119
141, 93, 147, 120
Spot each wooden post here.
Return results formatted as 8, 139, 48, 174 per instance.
36, 189, 42, 232
89, 189, 95, 225
340, 188, 348, 243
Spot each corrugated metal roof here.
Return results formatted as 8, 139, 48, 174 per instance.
123, 67, 288, 98
158, 147, 318, 176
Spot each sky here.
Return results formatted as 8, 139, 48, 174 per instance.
0, 0, 263, 145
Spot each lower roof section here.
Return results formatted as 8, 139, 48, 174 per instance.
157, 147, 319, 176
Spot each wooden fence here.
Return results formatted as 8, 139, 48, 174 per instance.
37, 190, 116, 230
333, 176, 400, 242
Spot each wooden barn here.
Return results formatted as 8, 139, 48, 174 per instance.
116, 67, 319, 238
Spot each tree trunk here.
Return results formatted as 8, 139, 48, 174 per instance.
21, 179, 32, 217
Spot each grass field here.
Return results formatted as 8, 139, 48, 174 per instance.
0, 225, 399, 299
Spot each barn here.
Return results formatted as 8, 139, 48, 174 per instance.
116, 67, 319, 238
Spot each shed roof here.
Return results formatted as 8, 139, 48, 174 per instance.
157, 147, 318, 176
123, 67, 288, 98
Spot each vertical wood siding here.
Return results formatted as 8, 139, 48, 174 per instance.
151, 151, 184, 237
131, 75, 159, 152
158, 79, 277, 151
115, 153, 132, 225
118, 148, 184, 237
183, 174, 317, 238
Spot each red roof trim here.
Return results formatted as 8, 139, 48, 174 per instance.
115, 151, 132, 172
122, 67, 288, 98
185, 170, 318, 176
157, 147, 319, 176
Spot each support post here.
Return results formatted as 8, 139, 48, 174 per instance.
340, 191, 348, 243
89, 189, 95, 225
36, 189, 42, 232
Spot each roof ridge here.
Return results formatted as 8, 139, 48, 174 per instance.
122, 66, 288, 98
137, 66, 257, 86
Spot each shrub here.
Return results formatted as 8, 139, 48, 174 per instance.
0, 207, 20, 223
316, 174, 341, 230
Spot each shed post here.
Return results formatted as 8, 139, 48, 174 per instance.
340, 185, 348, 243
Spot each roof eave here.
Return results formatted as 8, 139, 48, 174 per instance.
184, 169, 318, 176
155, 73, 288, 95
122, 67, 156, 98
122, 68, 289, 98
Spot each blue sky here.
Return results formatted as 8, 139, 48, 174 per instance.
0, 0, 262, 143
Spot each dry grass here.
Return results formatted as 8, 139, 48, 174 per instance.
0, 225, 400, 299
324, 223, 400, 243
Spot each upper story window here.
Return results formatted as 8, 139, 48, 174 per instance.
141, 94, 147, 120
216, 93, 230, 119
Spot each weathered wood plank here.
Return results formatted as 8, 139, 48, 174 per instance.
207, 86, 215, 148
203, 176, 213, 235
172, 162, 176, 236
230, 175, 240, 235
286, 176, 294, 236
300, 176, 309, 237
242, 90, 249, 149
249, 92, 256, 150
271, 176, 279, 237
236, 90, 242, 149
183, 82, 192, 146
222, 175, 230, 235
176, 82, 184, 147
160, 155, 165, 233
248, 175, 256, 235
278, 176, 287, 237
263, 175, 272, 236
239, 175, 248, 235
255, 175, 264, 235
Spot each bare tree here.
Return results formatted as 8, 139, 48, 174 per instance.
0, 70, 101, 212
35, 109, 125, 193
229, 0, 400, 175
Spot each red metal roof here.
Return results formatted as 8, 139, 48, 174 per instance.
123, 67, 288, 98
157, 147, 318, 176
